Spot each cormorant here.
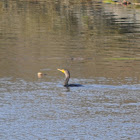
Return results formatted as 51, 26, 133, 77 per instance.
57, 69, 82, 87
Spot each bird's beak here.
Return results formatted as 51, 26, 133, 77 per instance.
57, 69, 65, 74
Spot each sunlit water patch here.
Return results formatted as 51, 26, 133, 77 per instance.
0, 78, 140, 139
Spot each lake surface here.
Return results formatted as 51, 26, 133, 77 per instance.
0, 0, 140, 139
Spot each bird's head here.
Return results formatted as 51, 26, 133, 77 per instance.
57, 69, 70, 78
57, 69, 65, 74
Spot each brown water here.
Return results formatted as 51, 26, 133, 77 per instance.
0, 0, 140, 139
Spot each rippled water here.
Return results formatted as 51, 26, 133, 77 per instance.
0, 0, 140, 139
1, 77, 140, 139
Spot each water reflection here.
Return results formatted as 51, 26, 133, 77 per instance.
0, 0, 140, 139
0, 0, 140, 84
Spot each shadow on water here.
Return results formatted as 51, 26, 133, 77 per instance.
58, 78, 140, 92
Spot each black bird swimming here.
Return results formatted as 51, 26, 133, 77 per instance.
57, 69, 82, 87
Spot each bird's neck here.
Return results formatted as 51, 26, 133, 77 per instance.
64, 77, 69, 86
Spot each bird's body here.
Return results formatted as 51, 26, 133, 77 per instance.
57, 69, 82, 87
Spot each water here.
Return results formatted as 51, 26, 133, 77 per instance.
0, 0, 140, 139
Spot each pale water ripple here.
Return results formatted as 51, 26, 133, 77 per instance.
0, 78, 140, 139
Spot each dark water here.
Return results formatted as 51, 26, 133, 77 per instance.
0, 0, 140, 139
